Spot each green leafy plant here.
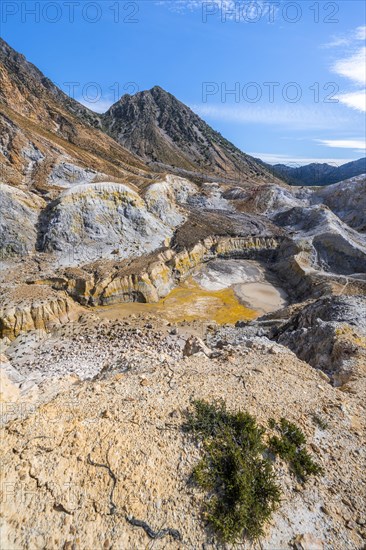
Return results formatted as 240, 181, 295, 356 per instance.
184, 402, 324, 543
268, 418, 324, 482
184, 400, 281, 542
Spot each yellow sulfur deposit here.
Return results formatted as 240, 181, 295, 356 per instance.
97, 277, 258, 324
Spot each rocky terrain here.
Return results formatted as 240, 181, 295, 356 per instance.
1, 311, 366, 549
1, 39, 366, 549
0, 38, 151, 194
101, 86, 284, 184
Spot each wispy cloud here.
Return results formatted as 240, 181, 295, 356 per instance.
191, 103, 357, 130
316, 139, 366, 150
336, 91, 365, 112
332, 46, 366, 87
355, 25, 366, 40
155, 0, 278, 20
323, 25, 366, 48
328, 26, 366, 113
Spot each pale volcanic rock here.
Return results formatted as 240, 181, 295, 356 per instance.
0, 327, 365, 549
311, 176, 366, 232
0, 356, 21, 403
0, 183, 45, 256
183, 335, 213, 357
0, 284, 83, 339
273, 205, 366, 275
38, 182, 176, 265
274, 295, 366, 389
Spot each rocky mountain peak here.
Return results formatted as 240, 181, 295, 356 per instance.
102, 86, 282, 184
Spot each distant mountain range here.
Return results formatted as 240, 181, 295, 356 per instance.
263, 158, 366, 187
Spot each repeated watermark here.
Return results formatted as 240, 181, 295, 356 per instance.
2, 479, 87, 508
59, 80, 139, 108
1, 1, 342, 25
1, 1, 139, 24
0, 238, 124, 264
202, 81, 340, 104
0, 397, 84, 425
201, 1, 340, 24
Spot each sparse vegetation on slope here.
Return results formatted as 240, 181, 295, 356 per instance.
268, 417, 324, 482
184, 400, 324, 543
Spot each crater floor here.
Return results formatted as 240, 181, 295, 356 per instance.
95, 259, 287, 325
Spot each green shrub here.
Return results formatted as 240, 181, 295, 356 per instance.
184, 400, 281, 542
184, 402, 323, 543
268, 418, 324, 482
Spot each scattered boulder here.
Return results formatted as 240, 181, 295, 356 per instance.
183, 336, 213, 358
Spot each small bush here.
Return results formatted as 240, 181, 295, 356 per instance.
268, 418, 324, 482
185, 403, 324, 543
184, 400, 281, 542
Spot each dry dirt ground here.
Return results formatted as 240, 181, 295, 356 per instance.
1, 316, 365, 550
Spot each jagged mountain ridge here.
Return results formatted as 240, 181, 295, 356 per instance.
267, 158, 366, 186
0, 39, 283, 192
0, 38, 152, 194
100, 86, 283, 184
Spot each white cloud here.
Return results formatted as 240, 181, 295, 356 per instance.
332, 46, 366, 87
337, 90, 366, 112
355, 25, 366, 40
323, 37, 349, 48
323, 25, 366, 48
328, 26, 366, 114
316, 139, 366, 150
249, 153, 358, 166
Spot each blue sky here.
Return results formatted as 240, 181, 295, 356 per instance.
1, 0, 365, 165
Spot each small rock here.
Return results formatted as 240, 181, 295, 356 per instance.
346, 519, 357, 530
310, 443, 321, 454
317, 370, 331, 383
183, 336, 212, 358
293, 533, 323, 550
215, 340, 228, 349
